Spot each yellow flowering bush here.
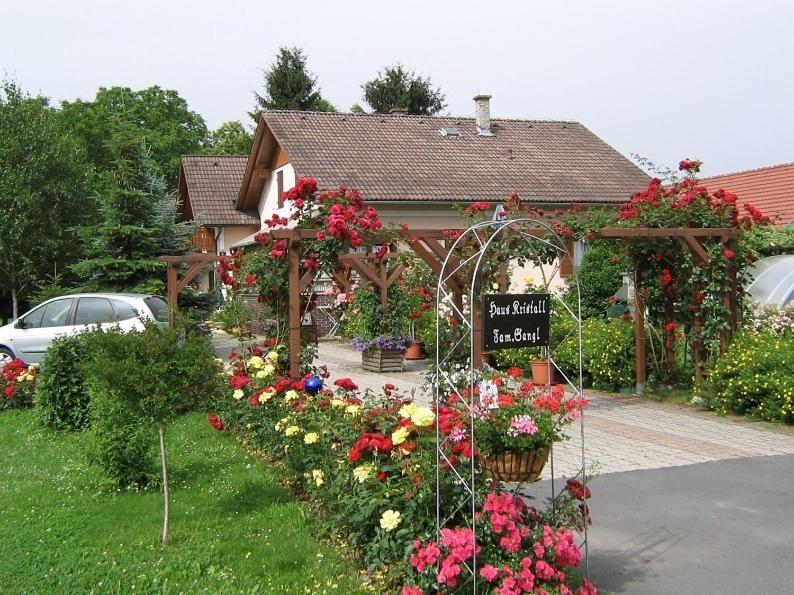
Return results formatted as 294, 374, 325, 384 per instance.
704, 331, 794, 423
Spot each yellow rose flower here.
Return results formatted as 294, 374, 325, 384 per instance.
379, 509, 401, 531
258, 390, 274, 404
391, 426, 410, 446
284, 390, 299, 402
345, 405, 362, 416
255, 370, 267, 379
304, 432, 319, 444
410, 407, 435, 427
264, 364, 276, 376
330, 398, 346, 408
247, 356, 265, 370
353, 463, 376, 484
266, 351, 279, 363
398, 403, 417, 419
311, 469, 325, 486
233, 389, 245, 400
285, 425, 300, 437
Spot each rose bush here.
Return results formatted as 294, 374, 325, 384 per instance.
0, 358, 38, 410
210, 345, 595, 592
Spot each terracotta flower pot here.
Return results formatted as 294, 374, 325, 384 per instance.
404, 341, 425, 360
530, 360, 554, 385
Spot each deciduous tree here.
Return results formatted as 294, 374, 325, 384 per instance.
362, 64, 446, 115
0, 81, 96, 318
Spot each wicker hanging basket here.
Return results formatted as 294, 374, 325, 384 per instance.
482, 447, 551, 483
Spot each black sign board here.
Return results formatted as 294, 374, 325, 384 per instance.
483, 293, 550, 351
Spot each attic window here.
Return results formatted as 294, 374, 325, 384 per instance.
439, 127, 460, 138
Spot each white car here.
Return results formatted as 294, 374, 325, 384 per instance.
0, 293, 169, 366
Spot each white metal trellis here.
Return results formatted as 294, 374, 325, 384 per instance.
434, 218, 588, 593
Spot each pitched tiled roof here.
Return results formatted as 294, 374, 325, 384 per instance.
700, 163, 794, 227
260, 110, 649, 204
180, 155, 259, 225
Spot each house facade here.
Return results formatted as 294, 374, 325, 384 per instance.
177, 155, 260, 289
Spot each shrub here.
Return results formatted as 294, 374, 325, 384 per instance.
88, 386, 158, 488
564, 241, 623, 319
83, 324, 223, 543
705, 331, 794, 423
556, 318, 635, 390
35, 335, 91, 430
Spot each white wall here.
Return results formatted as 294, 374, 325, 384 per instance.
257, 163, 296, 225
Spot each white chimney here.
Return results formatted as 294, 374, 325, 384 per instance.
474, 94, 494, 136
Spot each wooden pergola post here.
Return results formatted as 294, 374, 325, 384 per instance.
159, 254, 220, 329
287, 231, 302, 380
633, 269, 647, 394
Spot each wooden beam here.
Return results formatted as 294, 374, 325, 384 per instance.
679, 236, 709, 264
299, 269, 317, 293
634, 271, 646, 394
158, 254, 219, 264
597, 227, 739, 239
287, 232, 302, 380
386, 263, 406, 288
339, 255, 383, 288
167, 264, 178, 330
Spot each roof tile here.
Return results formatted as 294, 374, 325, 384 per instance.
262, 111, 650, 204
180, 155, 259, 225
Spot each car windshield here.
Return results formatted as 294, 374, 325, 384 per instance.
144, 296, 168, 323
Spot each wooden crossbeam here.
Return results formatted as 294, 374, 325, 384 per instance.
299, 269, 317, 292
679, 236, 710, 264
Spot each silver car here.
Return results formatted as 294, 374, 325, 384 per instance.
0, 293, 169, 366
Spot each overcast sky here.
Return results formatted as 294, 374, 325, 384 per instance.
3, 0, 792, 177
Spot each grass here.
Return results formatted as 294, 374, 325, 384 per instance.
0, 410, 367, 594
643, 385, 695, 405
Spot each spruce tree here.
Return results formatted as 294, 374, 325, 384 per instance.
72, 118, 192, 294
250, 47, 335, 121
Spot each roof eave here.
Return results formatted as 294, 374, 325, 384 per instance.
237, 114, 277, 211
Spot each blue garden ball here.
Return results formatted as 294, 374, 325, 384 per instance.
305, 376, 323, 395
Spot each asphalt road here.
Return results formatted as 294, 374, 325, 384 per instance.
582, 454, 794, 594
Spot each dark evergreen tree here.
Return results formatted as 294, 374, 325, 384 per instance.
362, 64, 446, 115
72, 116, 192, 294
250, 47, 335, 120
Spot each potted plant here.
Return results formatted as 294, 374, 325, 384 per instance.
346, 282, 412, 372
399, 254, 435, 360
530, 349, 555, 385
473, 379, 587, 483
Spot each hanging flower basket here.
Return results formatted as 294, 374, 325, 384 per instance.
482, 446, 550, 483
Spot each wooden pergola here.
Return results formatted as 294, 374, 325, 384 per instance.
161, 225, 740, 393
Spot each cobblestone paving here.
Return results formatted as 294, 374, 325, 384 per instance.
211, 337, 794, 480
310, 341, 794, 479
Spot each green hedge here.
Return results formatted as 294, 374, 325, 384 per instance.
705, 331, 794, 423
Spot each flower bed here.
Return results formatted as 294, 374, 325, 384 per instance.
211, 343, 596, 593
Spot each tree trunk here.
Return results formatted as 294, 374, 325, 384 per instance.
158, 421, 170, 547
11, 288, 18, 320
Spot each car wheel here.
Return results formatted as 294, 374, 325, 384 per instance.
0, 347, 14, 369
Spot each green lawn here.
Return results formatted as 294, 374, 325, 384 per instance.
0, 411, 367, 594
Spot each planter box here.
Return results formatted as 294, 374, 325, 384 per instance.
361, 348, 404, 373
